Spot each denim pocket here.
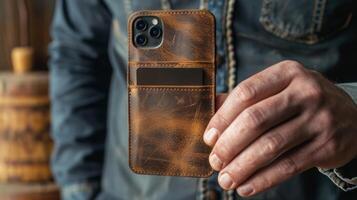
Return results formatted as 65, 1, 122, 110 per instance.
259, 0, 353, 44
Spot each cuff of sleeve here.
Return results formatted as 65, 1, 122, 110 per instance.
61, 181, 101, 200
318, 159, 357, 192
337, 83, 357, 104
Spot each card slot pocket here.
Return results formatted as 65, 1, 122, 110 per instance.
128, 65, 215, 86
128, 86, 214, 177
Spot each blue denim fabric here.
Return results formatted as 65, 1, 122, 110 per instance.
49, 0, 357, 199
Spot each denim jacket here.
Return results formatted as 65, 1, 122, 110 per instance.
49, 0, 357, 199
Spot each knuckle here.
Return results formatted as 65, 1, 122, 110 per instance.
279, 157, 299, 177
325, 138, 341, 156
234, 82, 257, 103
261, 133, 284, 157
280, 60, 305, 75
213, 112, 230, 128
304, 82, 324, 104
257, 175, 273, 190
241, 107, 265, 129
309, 70, 324, 80
226, 162, 243, 181
214, 140, 232, 162
241, 152, 258, 168
318, 109, 335, 131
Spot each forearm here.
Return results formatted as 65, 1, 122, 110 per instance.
49, 0, 112, 198
50, 57, 110, 187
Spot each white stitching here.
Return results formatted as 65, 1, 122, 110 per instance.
226, 0, 237, 92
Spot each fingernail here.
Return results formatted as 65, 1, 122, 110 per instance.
219, 173, 234, 189
237, 184, 254, 196
209, 154, 223, 170
204, 128, 219, 145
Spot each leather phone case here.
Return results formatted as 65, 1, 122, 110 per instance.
128, 10, 215, 177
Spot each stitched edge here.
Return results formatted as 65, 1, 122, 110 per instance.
226, 0, 237, 92
129, 62, 213, 67
129, 86, 213, 90
198, 177, 208, 200
128, 10, 215, 177
130, 10, 214, 16
312, 0, 327, 33
132, 87, 210, 91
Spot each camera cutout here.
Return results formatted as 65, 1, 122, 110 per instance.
135, 19, 148, 31
149, 26, 162, 38
133, 16, 163, 48
135, 34, 148, 46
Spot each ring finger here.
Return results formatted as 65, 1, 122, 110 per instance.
218, 113, 313, 190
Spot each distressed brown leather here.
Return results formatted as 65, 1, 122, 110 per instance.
128, 10, 215, 177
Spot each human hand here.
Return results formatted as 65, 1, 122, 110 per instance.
204, 60, 357, 197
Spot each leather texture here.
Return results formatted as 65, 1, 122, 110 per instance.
128, 10, 215, 177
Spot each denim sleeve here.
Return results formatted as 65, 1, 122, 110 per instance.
49, 0, 112, 199
318, 83, 357, 192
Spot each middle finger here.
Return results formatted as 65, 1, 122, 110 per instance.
209, 86, 301, 171
218, 113, 312, 189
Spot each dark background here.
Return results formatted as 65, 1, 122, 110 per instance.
0, 0, 55, 71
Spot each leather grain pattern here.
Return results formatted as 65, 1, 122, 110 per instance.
128, 10, 215, 177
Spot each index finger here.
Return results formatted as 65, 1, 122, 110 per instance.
204, 60, 304, 145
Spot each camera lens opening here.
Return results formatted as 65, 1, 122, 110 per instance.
135, 34, 148, 46
149, 26, 162, 39
135, 19, 148, 31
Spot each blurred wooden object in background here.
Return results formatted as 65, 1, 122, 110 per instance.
0, 1, 59, 196
0, 183, 59, 200
0, 0, 55, 71
0, 61, 59, 200
11, 47, 34, 74
0, 72, 52, 183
